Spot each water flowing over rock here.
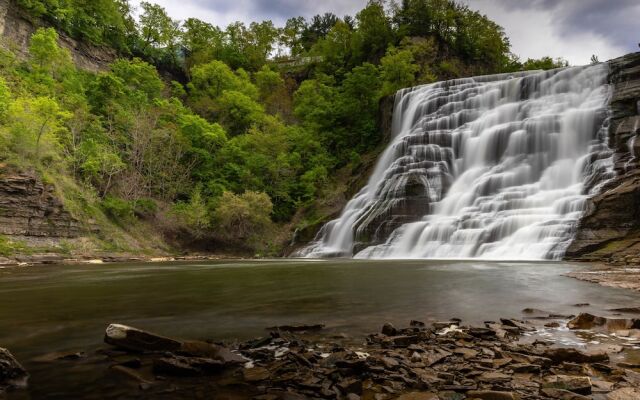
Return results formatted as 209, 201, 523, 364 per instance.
300, 64, 613, 260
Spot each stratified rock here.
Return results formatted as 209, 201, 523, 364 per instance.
396, 393, 439, 400
153, 355, 224, 376
542, 347, 608, 364
266, 324, 324, 332
541, 388, 590, 399
567, 313, 640, 331
0, 348, 28, 391
607, 387, 640, 400
467, 390, 519, 400
566, 52, 640, 262
104, 324, 182, 353
243, 367, 270, 382
542, 375, 592, 395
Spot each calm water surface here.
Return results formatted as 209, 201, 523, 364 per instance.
2, 259, 640, 398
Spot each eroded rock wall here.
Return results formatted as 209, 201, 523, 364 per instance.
0, 0, 116, 72
0, 166, 83, 239
566, 52, 640, 262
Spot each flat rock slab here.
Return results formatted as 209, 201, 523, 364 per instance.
607, 387, 640, 400
105, 324, 182, 353
543, 375, 592, 395
467, 390, 519, 400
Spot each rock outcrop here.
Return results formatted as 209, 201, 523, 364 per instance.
567, 52, 640, 262
0, 0, 116, 72
0, 166, 83, 238
0, 347, 28, 392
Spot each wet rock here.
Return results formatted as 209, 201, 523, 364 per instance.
541, 388, 591, 399
110, 365, 153, 385
542, 375, 592, 395
32, 351, 85, 362
267, 324, 325, 332
609, 307, 640, 313
567, 313, 640, 331
104, 324, 182, 353
153, 355, 224, 376
0, 348, 28, 391
542, 347, 608, 364
510, 363, 540, 373
382, 323, 398, 336
392, 335, 419, 346
478, 371, 512, 383
500, 318, 534, 331
467, 390, 519, 400
396, 392, 439, 400
410, 320, 426, 328
453, 347, 478, 360
243, 367, 271, 382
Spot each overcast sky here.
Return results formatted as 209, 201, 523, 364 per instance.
131, 0, 639, 66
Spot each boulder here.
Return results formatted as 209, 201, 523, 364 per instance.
104, 324, 182, 353
0, 348, 28, 391
567, 313, 640, 331
382, 322, 398, 336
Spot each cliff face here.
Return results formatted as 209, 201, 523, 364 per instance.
566, 52, 640, 262
0, 0, 116, 72
0, 166, 83, 239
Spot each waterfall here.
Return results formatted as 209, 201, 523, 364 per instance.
300, 64, 615, 260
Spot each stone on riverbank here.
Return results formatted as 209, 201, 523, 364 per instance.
104, 324, 182, 353
0, 347, 28, 391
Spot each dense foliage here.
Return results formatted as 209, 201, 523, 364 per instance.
1, 0, 567, 253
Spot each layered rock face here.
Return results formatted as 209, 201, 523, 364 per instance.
0, 168, 83, 239
0, 0, 116, 72
566, 52, 640, 262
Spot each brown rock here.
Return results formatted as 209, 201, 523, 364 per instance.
396, 393, 439, 400
567, 313, 640, 331
153, 355, 224, 376
542, 375, 592, 395
542, 347, 608, 364
607, 387, 640, 399
104, 324, 182, 353
243, 367, 270, 382
0, 348, 28, 390
541, 388, 590, 399
467, 390, 519, 400
382, 323, 398, 336
478, 371, 512, 383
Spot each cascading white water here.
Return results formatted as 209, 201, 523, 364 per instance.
300, 64, 615, 260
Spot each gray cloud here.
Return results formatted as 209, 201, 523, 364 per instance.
133, 0, 638, 65
473, 0, 640, 53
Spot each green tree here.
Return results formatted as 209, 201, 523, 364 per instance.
216, 90, 265, 136
7, 96, 71, 163
379, 47, 419, 96
213, 191, 274, 245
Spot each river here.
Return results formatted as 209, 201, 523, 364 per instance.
2, 259, 640, 398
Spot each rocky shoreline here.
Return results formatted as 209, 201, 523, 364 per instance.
567, 264, 640, 293
0, 253, 247, 268
4, 312, 640, 399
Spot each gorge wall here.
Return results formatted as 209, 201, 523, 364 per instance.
566, 52, 640, 263
0, 0, 116, 72
0, 166, 84, 242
